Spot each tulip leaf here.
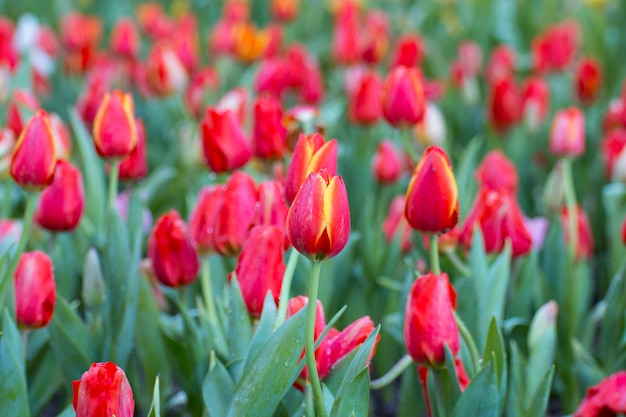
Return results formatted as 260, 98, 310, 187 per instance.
55, 405, 74, 417
602, 183, 626, 278
48, 296, 94, 382
226, 308, 306, 417
204, 356, 234, 417
243, 292, 276, 370
146, 376, 161, 417
599, 264, 626, 366
27, 347, 64, 417
227, 276, 253, 381
0, 310, 30, 417
506, 342, 527, 417
330, 367, 370, 417
68, 108, 106, 231
443, 345, 462, 400
455, 136, 482, 216
483, 317, 507, 414
451, 353, 499, 417
398, 365, 427, 417
528, 366, 555, 417
527, 302, 557, 403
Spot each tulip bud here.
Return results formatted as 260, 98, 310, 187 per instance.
252, 95, 287, 160
532, 21, 579, 73
34, 160, 84, 232
521, 77, 550, 132
574, 371, 626, 417
528, 300, 558, 354
284, 133, 338, 204
390, 35, 425, 68
118, 119, 148, 181
72, 362, 135, 417
485, 45, 515, 84
231, 225, 285, 317
7, 89, 40, 137
487, 76, 521, 133
543, 162, 566, 213
271, 0, 299, 22
213, 172, 258, 257
414, 102, 447, 146
331, 0, 360, 65
382, 195, 412, 253
405, 146, 459, 234
475, 150, 518, 195
574, 57, 602, 104
381, 66, 425, 127
14, 251, 56, 329
0, 128, 16, 178
189, 185, 224, 254
371, 139, 403, 184
10, 110, 57, 191
148, 210, 200, 287
348, 71, 382, 125
82, 248, 106, 310
404, 272, 459, 366
560, 205, 594, 260
287, 169, 350, 261
110, 18, 139, 59
359, 11, 389, 64
200, 108, 252, 173
549, 107, 585, 157
93, 91, 138, 159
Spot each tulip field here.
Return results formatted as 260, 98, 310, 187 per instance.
2, 0, 626, 416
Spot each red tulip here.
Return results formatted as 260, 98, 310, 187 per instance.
459, 188, 532, 257
404, 272, 459, 366
549, 107, 585, 157
382, 195, 412, 253
485, 45, 515, 84
14, 251, 55, 329
72, 362, 135, 417
453, 41, 482, 83
110, 18, 140, 59
348, 71, 382, 125
93, 91, 138, 159
200, 107, 251, 173
189, 185, 224, 254
622, 216, 626, 247
560, 205, 594, 260
34, 160, 84, 232
148, 210, 200, 287
521, 76, 550, 131
231, 225, 285, 317
381, 66, 425, 127
574, 57, 602, 104
77, 73, 110, 128
60, 12, 102, 73
145, 43, 189, 97
252, 95, 287, 160
256, 180, 289, 246
6, 89, 39, 137
475, 150, 518, 195
284, 133, 337, 204
216, 87, 248, 125
390, 35, 425, 68
118, 119, 148, 181
331, 0, 360, 65
271, 0, 299, 22
532, 21, 579, 73
405, 146, 459, 234
287, 169, 350, 261
371, 139, 403, 184
359, 10, 389, 64
603, 99, 625, 134
255, 57, 293, 100
285, 45, 325, 104
574, 371, 626, 417
10, 110, 57, 191
213, 172, 258, 257
0, 128, 16, 178
184, 68, 220, 119
136, 3, 175, 41
487, 75, 521, 132
0, 17, 18, 71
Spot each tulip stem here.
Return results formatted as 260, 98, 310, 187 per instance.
201, 258, 221, 334
274, 249, 300, 331
432, 369, 449, 417
429, 235, 441, 274
562, 158, 578, 261
445, 250, 471, 277
107, 159, 120, 213
399, 128, 419, 162
370, 354, 413, 390
1, 180, 11, 217
454, 311, 481, 374
306, 261, 327, 417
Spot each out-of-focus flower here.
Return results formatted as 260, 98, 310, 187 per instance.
262, 24, 283, 59
60, 12, 102, 74
6, 89, 39, 137
549, 107, 585, 157
189, 185, 224, 254
110, 18, 140, 59
0, 128, 16, 178
622, 216, 626, 246
286, 45, 325, 104
148, 210, 200, 287
184, 68, 220, 119
233, 23, 270, 63
382, 195, 412, 253
216, 87, 248, 125
256, 180, 289, 245
405, 146, 458, 234
331, 0, 360, 65
450, 41, 482, 86
574, 57, 602, 104
560, 205, 594, 260
532, 21, 579, 73
213, 172, 258, 257
381, 66, 425, 127
10, 110, 57, 191
0, 17, 18, 72
521, 76, 550, 132
487, 75, 521, 133
118, 119, 148, 181
603, 99, 625, 134
271, 0, 299, 22
72, 362, 135, 417
371, 139, 403, 184
284, 133, 337, 204
145, 43, 189, 97
390, 35, 425, 68
93, 91, 138, 159
200, 108, 251, 173
485, 45, 515, 84
348, 70, 382, 125
359, 10, 388, 64
208, 0, 248, 56
600, 129, 626, 180
282, 105, 320, 151
253, 95, 287, 160
524, 217, 549, 251
287, 169, 350, 261
34, 160, 84, 232
14, 251, 56, 329
404, 272, 459, 366
171, 13, 200, 73
136, 3, 174, 41
421, 227, 459, 254
414, 102, 447, 146
573, 371, 626, 417
475, 150, 518, 195
231, 225, 285, 317
0, 220, 22, 253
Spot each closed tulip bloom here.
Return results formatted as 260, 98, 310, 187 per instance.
405, 146, 458, 234
549, 107, 585, 157
532, 21, 579, 73
145, 43, 189, 97
93, 91, 138, 159
485, 45, 515, 84
371, 139, 403, 184
404, 272, 459, 366
253, 95, 287, 159
232, 225, 285, 317
574, 57, 602, 104
521, 77, 550, 131
561, 205, 594, 260
148, 210, 200, 287
349, 71, 382, 125
10, 110, 57, 191
118, 119, 148, 181
213, 172, 258, 257
110, 18, 140, 59
604, 99, 625, 134
34, 160, 84, 232
475, 150, 518, 195
382, 195, 412, 253
284, 133, 337, 204
189, 185, 224, 254
574, 371, 626, 417
487, 76, 521, 132
0, 128, 16, 178
331, 0, 360, 65
601, 129, 626, 180
359, 11, 389, 64
287, 169, 350, 261
390, 35, 425, 68
200, 107, 252, 173
14, 251, 56, 329
72, 362, 135, 417
271, 0, 299, 22
382, 66, 425, 127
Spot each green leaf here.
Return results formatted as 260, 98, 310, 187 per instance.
483, 317, 506, 387
55, 405, 74, 417
481, 244, 511, 344
599, 265, 626, 366
452, 354, 498, 417
506, 342, 528, 417
330, 367, 370, 417
398, 365, 427, 417
227, 276, 253, 381
454, 136, 482, 216
0, 310, 30, 417
28, 347, 63, 417
226, 308, 307, 417
243, 293, 277, 370
527, 301, 557, 402
528, 367, 555, 417
146, 376, 161, 417
204, 356, 234, 417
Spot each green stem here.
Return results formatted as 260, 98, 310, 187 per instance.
399, 128, 419, 162
1, 181, 12, 217
201, 258, 221, 332
370, 354, 413, 390
107, 159, 120, 213
274, 249, 299, 331
305, 384, 315, 417
306, 261, 327, 417
445, 250, 471, 277
429, 235, 441, 274
454, 311, 481, 375
432, 369, 448, 417
562, 158, 578, 261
